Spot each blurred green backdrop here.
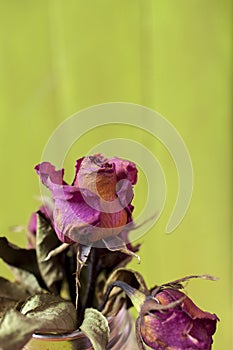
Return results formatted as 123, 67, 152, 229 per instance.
0, 1, 232, 349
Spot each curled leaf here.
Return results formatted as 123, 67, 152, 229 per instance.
80, 308, 110, 350
104, 268, 148, 294
151, 274, 219, 296
101, 268, 149, 316
100, 281, 146, 314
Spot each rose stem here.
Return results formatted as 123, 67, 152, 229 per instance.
78, 247, 98, 324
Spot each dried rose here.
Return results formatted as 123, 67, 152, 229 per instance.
101, 274, 219, 350
35, 154, 137, 245
138, 288, 219, 350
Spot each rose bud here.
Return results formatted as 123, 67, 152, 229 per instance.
138, 288, 219, 350
35, 154, 137, 246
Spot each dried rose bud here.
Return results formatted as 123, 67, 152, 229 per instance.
35, 154, 137, 245
139, 288, 219, 350
100, 274, 219, 350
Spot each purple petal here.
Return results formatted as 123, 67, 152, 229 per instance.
141, 310, 192, 349
72, 154, 110, 189
116, 179, 134, 210
188, 318, 217, 349
53, 190, 101, 243
35, 155, 137, 244
35, 162, 102, 243
140, 289, 218, 350
72, 157, 84, 186
156, 289, 218, 323
141, 310, 216, 349
109, 157, 138, 185
35, 162, 65, 187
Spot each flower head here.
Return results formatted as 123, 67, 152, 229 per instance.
100, 272, 219, 350
35, 154, 137, 245
138, 287, 219, 350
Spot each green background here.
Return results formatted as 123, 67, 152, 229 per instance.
0, 1, 232, 349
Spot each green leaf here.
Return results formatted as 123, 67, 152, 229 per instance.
80, 308, 109, 350
0, 309, 42, 350
36, 212, 65, 294
20, 293, 77, 333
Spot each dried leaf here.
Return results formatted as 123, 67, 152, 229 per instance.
100, 281, 146, 313
20, 293, 77, 333
0, 277, 29, 301
0, 237, 45, 289
95, 243, 140, 272
36, 212, 64, 293
0, 309, 42, 350
151, 274, 219, 296
0, 298, 18, 322
80, 308, 109, 350
9, 267, 43, 294
0, 278, 31, 322
104, 268, 148, 294
103, 236, 140, 262
101, 268, 148, 315
163, 274, 219, 287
